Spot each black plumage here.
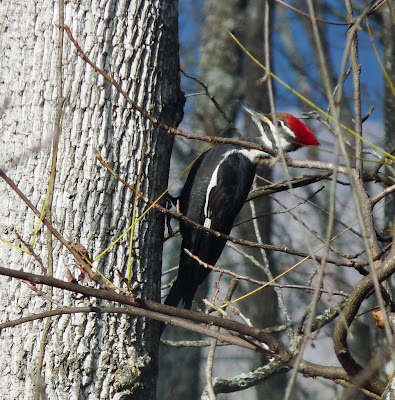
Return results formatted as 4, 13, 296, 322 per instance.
164, 144, 259, 309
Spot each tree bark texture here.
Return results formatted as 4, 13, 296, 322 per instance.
194, 0, 244, 136
0, 1, 183, 399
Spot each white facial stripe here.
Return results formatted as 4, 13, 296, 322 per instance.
243, 105, 301, 151
250, 116, 276, 150
249, 114, 274, 149
279, 121, 296, 141
256, 118, 297, 151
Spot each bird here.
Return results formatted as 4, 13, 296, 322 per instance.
163, 105, 320, 312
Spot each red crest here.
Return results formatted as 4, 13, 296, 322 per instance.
281, 114, 320, 146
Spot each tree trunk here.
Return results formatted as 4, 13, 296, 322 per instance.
194, 0, 244, 136
0, 1, 183, 399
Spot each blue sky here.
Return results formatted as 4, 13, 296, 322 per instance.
179, 1, 384, 123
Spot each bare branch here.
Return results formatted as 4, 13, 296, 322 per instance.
0, 264, 380, 393
333, 228, 395, 393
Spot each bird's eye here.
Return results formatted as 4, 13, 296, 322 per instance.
277, 120, 284, 127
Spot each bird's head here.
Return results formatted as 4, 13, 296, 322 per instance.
242, 105, 320, 152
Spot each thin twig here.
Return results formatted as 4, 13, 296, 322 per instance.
248, 187, 294, 340
246, 173, 331, 201
226, 242, 349, 297
371, 183, 395, 206
34, 3, 66, 399
181, 70, 243, 139
204, 280, 238, 399
275, 0, 356, 26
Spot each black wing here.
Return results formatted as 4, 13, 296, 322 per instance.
164, 146, 257, 309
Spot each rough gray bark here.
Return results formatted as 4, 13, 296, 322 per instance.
194, 0, 244, 136
0, 1, 183, 399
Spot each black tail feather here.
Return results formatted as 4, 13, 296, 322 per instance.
160, 251, 201, 336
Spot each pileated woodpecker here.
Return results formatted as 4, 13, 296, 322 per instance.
164, 105, 320, 311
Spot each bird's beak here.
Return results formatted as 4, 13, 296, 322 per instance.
241, 104, 272, 125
